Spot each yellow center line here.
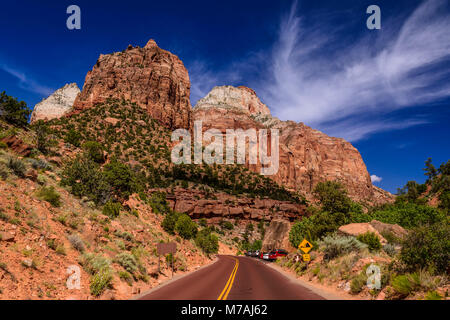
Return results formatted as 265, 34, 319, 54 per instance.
217, 257, 239, 300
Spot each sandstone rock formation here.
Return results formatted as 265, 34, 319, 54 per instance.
30, 83, 80, 123
193, 85, 394, 204
338, 223, 387, 244
156, 188, 306, 222
73, 39, 191, 130
261, 219, 292, 251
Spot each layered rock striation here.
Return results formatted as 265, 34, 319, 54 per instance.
194, 85, 393, 204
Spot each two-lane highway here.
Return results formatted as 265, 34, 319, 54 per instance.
139, 255, 325, 300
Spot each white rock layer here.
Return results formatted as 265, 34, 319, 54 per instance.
30, 83, 80, 123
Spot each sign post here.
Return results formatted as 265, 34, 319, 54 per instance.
298, 238, 313, 263
157, 242, 177, 278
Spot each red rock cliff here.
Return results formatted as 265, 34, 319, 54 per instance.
193, 86, 393, 204
73, 39, 191, 130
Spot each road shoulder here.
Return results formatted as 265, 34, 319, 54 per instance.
265, 260, 359, 300
133, 257, 219, 300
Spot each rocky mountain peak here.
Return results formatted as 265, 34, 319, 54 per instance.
194, 85, 271, 117
30, 83, 80, 123
72, 39, 192, 130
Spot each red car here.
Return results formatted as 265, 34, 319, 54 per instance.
268, 249, 288, 261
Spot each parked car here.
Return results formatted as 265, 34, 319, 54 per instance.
262, 252, 270, 260
245, 251, 253, 257
268, 249, 288, 261
259, 251, 265, 259
253, 250, 260, 257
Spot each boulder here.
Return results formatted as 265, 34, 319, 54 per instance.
369, 220, 407, 239
338, 223, 387, 244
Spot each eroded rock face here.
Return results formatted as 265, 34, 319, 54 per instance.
193, 86, 394, 204
195, 85, 271, 116
30, 83, 80, 123
72, 39, 191, 130
262, 219, 292, 251
154, 188, 306, 222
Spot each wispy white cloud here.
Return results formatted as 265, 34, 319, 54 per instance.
371, 175, 383, 183
0, 64, 54, 96
189, 0, 450, 142
256, 0, 450, 141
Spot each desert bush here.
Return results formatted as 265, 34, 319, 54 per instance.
0, 141, 7, 149
90, 267, 113, 297
115, 252, 138, 274
30, 159, 50, 170
64, 128, 82, 147
0, 162, 9, 180
425, 291, 443, 300
68, 234, 85, 252
357, 232, 382, 252
102, 201, 122, 218
82, 141, 104, 163
161, 211, 181, 235
79, 253, 111, 275
37, 186, 61, 207
103, 158, 140, 199
350, 272, 367, 294
220, 220, 234, 230
61, 155, 111, 205
383, 243, 397, 257
7, 156, 26, 177
399, 222, 449, 274
119, 270, 133, 286
195, 228, 219, 254
319, 234, 367, 261
175, 214, 198, 239
391, 274, 418, 297
149, 191, 169, 214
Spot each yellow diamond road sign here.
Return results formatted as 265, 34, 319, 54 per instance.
298, 239, 313, 254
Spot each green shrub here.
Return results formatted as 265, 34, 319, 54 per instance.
391, 274, 417, 297
161, 211, 181, 235
350, 272, 367, 294
0, 91, 30, 127
103, 158, 139, 199
115, 252, 138, 274
7, 157, 26, 177
0, 141, 7, 149
195, 228, 219, 254
150, 192, 169, 214
61, 155, 111, 205
425, 291, 443, 300
37, 186, 61, 207
175, 214, 198, 239
220, 220, 234, 230
82, 141, 104, 163
399, 222, 449, 274
357, 232, 382, 252
119, 270, 133, 286
90, 267, 113, 297
319, 234, 366, 261
79, 253, 111, 275
102, 201, 122, 218
64, 128, 82, 147
30, 159, 50, 170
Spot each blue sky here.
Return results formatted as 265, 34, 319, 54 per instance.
0, 0, 449, 193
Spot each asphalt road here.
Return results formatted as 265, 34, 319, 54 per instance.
139, 255, 325, 300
